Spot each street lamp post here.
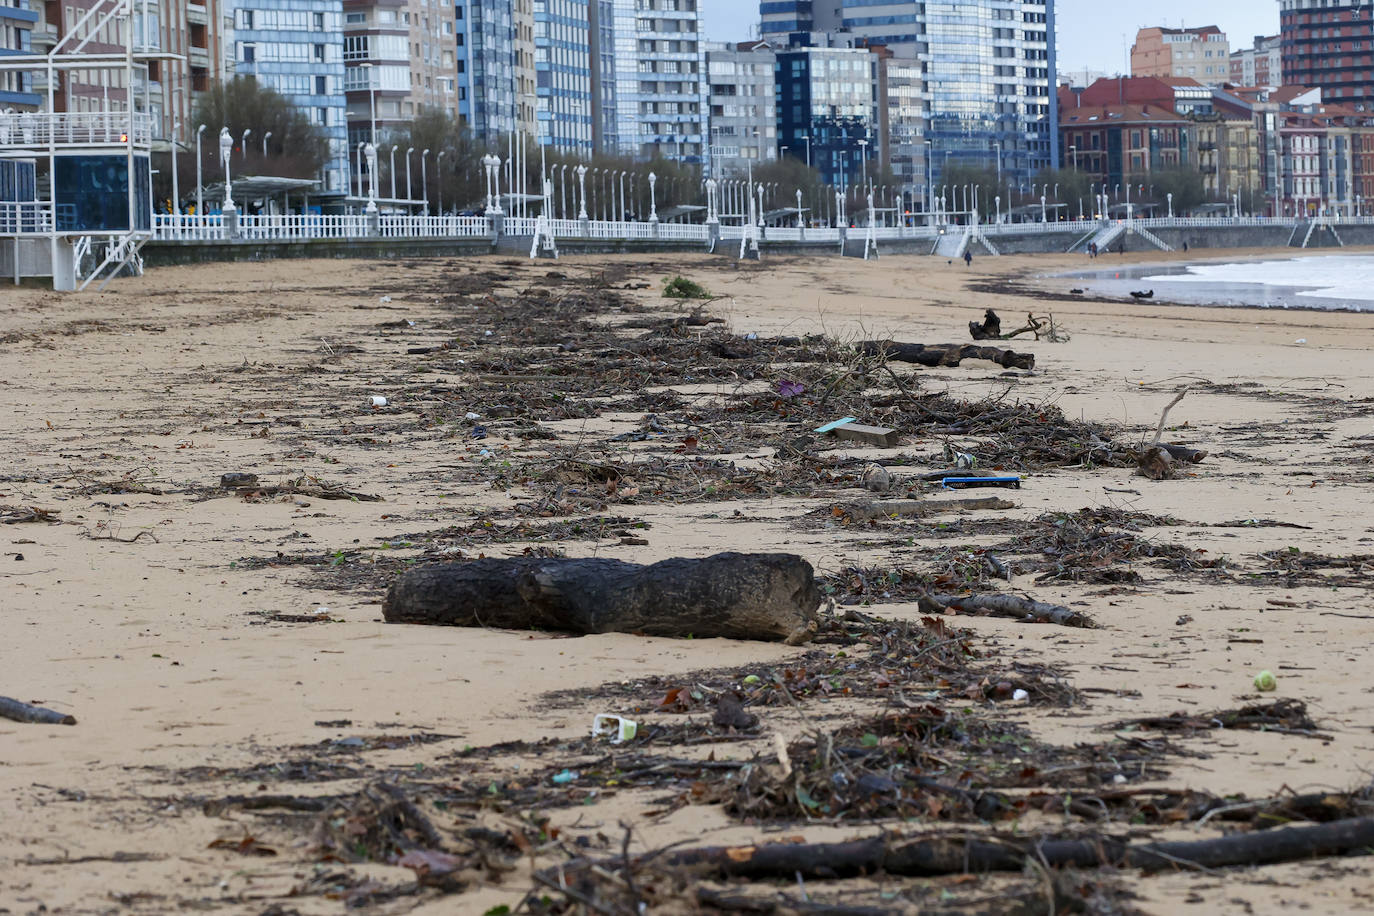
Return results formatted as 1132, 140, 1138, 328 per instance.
389, 145, 397, 201
170, 119, 181, 215
1167, 192, 1174, 218
648, 172, 658, 223
437, 150, 446, 215
365, 142, 378, 214
195, 123, 206, 216
560, 164, 568, 219
218, 126, 235, 213
241, 129, 250, 161
360, 62, 377, 144
796, 188, 803, 228
405, 147, 414, 208
802, 133, 811, 168
857, 137, 869, 192
356, 141, 365, 202
1040, 195, 1047, 223
262, 130, 271, 158
1069, 145, 1077, 171
421, 148, 430, 215
577, 164, 588, 220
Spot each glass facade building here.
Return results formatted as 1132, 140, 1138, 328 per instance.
233, 0, 348, 193
457, 0, 535, 143
766, 0, 1058, 191
775, 46, 876, 190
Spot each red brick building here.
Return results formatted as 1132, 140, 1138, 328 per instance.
1280, 0, 1374, 111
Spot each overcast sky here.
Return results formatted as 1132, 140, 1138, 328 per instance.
698, 0, 1280, 74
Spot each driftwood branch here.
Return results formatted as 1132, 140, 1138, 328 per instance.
1138, 388, 1192, 480
859, 341, 1035, 371
383, 552, 822, 644
0, 695, 77, 725
837, 497, 1015, 522
655, 814, 1374, 879
928, 592, 1097, 628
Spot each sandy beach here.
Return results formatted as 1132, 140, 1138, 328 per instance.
3, 248, 1374, 914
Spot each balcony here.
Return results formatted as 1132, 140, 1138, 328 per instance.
29, 21, 57, 49
1198, 142, 1217, 151
187, 3, 207, 25
189, 46, 209, 67
0, 111, 154, 152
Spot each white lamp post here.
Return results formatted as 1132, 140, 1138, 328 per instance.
360, 62, 376, 143
437, 150, 446, 215
1167, 192, 1174, 218
421, 148, 430, 215
195, 123, 206, 216
648, 172, 658, 223
705, 177, 717, 223
1040, 194, 1047, 223
756, 184, 764, 227
261, 130, 271, 158
218, 126, 235, 213
488, 154, 502, 215
576, 164, 587, 219
796, 188, 803, 227
170, 119, 181, 215
995, 194, 1000, 224
406, 147, 414, 207
241, 128, 251, 161
365, 142, 378, 213
356, 140, 365, 202
389, 145, 397, 201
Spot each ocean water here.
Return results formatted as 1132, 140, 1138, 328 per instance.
1061, 255, 1374, 312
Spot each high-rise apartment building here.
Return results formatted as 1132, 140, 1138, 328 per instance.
762, 0, 1056, 192
534, 0, 593, 153
1230, 35, 1282, 87
344, 0, 460, 155
457, 0, 536, 143
608, 0, 706, 161
231, 0, 348, 192
875, 51, 924, 198
1, 0, 42, 109
1280, 0, 1374, 110
1130, 26, 1230, 86
705, 41, 775, 175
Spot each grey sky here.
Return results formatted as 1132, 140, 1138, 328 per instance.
697, 0, 1280, 74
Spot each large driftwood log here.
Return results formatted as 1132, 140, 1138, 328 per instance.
0, 696, 76, 725
658, 814, 1374, 879
383, 552, 822, 644
860, 341, 1035, 371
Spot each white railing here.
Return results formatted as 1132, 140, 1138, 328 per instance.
657, 222, 709, 241
0, 110, 154, 150
236, 213, 370, 240
133, 213, 1367, 250
154, 213, 225, 240
0, 202, 54, 235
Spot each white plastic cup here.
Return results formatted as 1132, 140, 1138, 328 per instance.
369, 396, 388, 408
591, 714, 637, 744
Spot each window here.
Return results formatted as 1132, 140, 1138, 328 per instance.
241, 42, 255, 62
345, 11, 365, 23
316, 75, 327, 94
317, 107, 328, 125
313, 43, 325, 61
238, 9, 253, 28
314, 11, 325, 30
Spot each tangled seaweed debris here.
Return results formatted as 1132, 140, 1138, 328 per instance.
1111, 698, 1331, 740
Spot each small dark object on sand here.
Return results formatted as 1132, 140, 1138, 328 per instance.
1130, 290, 1155, 300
